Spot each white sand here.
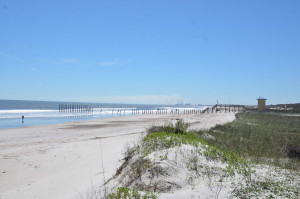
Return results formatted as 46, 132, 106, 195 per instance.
0, 113, 235, 199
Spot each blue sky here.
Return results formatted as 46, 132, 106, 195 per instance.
0, 0, 299, 105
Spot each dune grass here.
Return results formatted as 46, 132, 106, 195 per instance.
197, 112, 300, 170
108, 187, 157, 199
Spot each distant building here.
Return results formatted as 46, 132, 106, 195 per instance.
257, 97, 267, 112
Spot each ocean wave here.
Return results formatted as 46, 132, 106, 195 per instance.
0, 107, 208, 119
0, 109, 132, 119
0, 109, 57, 114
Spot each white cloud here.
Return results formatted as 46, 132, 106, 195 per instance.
99, 58, 120, 66
77, 95, 184, 104
99, 58, 132, 67
0, 51, 25, 63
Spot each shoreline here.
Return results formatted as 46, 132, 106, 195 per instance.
0, 105, 209, 130
0, 113, 235, 199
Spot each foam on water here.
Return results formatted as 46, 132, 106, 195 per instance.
0, 108, 135, 119
0, 107, 208, 119
0, 100, 208, 129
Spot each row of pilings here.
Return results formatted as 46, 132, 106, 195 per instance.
212, 104, 245, 113
59, 104, 93, 112
57, 105, 245, 114
131, 108, 209, 115
130, 105, 245, 115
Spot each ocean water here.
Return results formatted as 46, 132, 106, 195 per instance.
0, 100, 206, 129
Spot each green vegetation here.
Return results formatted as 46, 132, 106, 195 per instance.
108, 187, 157, 199
137, 131, 206, 156
232, 179, 300, 199
147, 119, 189, 135
137, 120, 247, 174
138, 120, 202, 156
197, 112, 300, 170
117, 120, 249, 189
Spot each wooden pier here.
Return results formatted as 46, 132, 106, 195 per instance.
58, 104, 93, 112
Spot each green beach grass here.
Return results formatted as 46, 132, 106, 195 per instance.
196, 112, 300, 170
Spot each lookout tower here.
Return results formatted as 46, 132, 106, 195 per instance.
257, 97, 267, 112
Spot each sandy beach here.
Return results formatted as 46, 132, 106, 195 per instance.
0, 113, 235, 199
